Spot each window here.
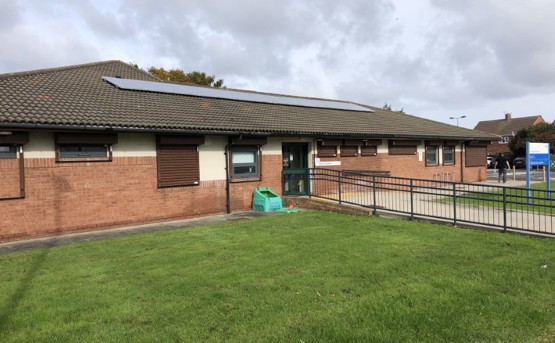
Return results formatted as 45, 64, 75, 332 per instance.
425, 146, 438, 166
389, 140, 418, 155
360, 146, 377, 156
231, 146, 259, 179
340, 145, 358, 157
465, 143, 488, 167
317, 141, 338, 157
59, 145, 108, 158
0, 145, 17, 159
499, 136, 510, 144
443, 146, 455, 165
55, 133, 117, 162
157, 135, 203, 188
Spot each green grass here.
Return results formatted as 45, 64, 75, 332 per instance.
451, 182, 555, 214
1, 211, 554, 342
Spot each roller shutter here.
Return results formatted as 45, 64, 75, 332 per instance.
465, 145, 487, 167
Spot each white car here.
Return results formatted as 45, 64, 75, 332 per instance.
486, 156, 494, 168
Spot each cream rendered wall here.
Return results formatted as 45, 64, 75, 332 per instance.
24, 132, 158, 158
377, 140, 389, 154
113, 133, 156, 157
199, 135, 227, 181
263, 137, 282, 155
24, 131, 55, 158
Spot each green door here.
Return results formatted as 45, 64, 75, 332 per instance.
282, 143, 309, 195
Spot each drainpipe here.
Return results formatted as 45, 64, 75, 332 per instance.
224, 137, 231, 214
460, 142, 464, 182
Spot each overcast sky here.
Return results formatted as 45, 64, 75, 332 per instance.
1, 0, 555, 128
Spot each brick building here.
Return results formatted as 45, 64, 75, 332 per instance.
0, 61, 495, 241
474, 113, 545, 154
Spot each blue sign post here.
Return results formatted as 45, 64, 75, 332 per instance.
526, 142, 551, 203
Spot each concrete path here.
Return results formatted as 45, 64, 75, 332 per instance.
0, 211, 276, 255
333, 186, 554, 236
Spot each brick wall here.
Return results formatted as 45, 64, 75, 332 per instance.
0, 159, 21, 199
488, 141, 510, 154
0, 154, 282, 241
316, 152, 486, 183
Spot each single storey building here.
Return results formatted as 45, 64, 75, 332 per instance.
0, 61, 495, 241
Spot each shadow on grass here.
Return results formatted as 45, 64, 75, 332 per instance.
0, 247, 50, 330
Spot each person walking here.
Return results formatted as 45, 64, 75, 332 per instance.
494, 153, 511, 183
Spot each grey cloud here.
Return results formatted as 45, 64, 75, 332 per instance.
429, 0, 555, 97
114, 0, 394, 81
0, 0, 22, 30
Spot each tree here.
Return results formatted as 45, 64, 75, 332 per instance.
383, 103, 405, 114
509, 122, 555, 156
147, 67, 224, 88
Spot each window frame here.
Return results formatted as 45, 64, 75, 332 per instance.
442, 145, 455, 165
0, 145, 17, 159
230, 145, 260, 180
58, 144, 110, 159
499, 136, 510, 144
425, 145, 439, 166
55, 133, 117, 163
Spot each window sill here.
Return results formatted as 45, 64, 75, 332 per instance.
230, 177, 262, 183
56, 157, 112, 163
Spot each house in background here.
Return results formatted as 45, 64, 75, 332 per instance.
474, 113, 545, 155
0, 61, 496, 241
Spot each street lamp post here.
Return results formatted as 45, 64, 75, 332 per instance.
449, 115, 466, 126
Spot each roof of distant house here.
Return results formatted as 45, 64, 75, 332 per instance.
474, 113, 544, 136
0, 60, 495, 140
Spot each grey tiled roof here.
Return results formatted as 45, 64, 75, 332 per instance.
474, 116, 544, 136
0, 60, 496, 140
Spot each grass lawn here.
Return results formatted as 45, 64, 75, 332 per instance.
442, 182, 555, 215
1, 211, 554, 342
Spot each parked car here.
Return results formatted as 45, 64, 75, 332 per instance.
486, 156, 495, 168
513, 156, 526, 169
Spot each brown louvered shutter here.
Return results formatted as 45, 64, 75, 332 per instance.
465, 145, 487, 167
388, 140, 418, 155
157, 144, 200, 187
317, 142, 337, 157
340, 146, 358, 157
361, 145, 377, 156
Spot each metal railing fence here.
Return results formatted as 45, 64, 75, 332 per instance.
283, 168, 555, 236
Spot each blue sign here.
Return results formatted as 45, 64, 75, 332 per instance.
526, 142, 551, 202
528, 142, 550, 166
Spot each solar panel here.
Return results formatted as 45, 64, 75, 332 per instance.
102, 76, 373, 112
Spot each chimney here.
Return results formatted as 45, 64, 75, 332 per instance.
505, 112, 512, 121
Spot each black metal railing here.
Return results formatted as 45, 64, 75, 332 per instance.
283, 168, 555, 236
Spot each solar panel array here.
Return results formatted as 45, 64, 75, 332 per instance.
102, 76, 373, 112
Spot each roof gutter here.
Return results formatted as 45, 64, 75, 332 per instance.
0, 123, 270, 137
0, 123, 495, 141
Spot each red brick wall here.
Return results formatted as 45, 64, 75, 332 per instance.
316, 151, 486, 183
0, 154, 282, 241
488, 141, 510, 154
0, 159, 21, 199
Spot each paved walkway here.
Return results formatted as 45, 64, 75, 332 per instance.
319, 179, 555, 236
0, 211, 276, 255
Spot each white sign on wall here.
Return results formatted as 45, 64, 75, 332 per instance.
315, 158, 341, 167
